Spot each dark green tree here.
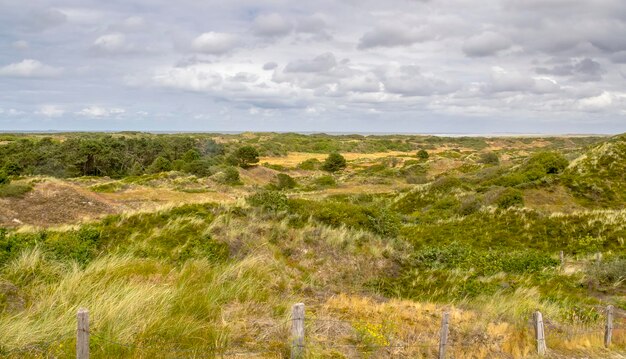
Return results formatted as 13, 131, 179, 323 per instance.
234, 146, 259, 168
182, 149, 201, 162
321, 152, 347, 172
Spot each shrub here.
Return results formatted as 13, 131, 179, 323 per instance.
430, 176, 462, 193
416, 149, 429, 160
147, 156, 172, 174
183, 160, 213, 177
0, 183, 33, 198
478, 152, 499, 165
297, 158, 321, 170
233, 146, 259, 168
321, 152, 347, 172
586, 257, 626, 288
182, 149, 201, 162
527, 151, 568, 174
313, 175, 336, 188
248, 190, 288, 212
0, 171, 10, 186
274, 173, 297, 190
90, 182, 124, 193
217, 166, 241, 185
458, 197, 482, 216
495, 188, 524, 209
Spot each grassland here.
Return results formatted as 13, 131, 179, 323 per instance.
0, 132, 624, 358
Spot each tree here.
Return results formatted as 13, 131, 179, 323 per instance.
182, 149, 201, 162
416, 149, 429, 160
234, 146, 259, 168
147, 156, 172, 173
321, 152, 347, 172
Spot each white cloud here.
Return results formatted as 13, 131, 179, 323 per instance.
77, 106, 125, 117
153, 65, 223, 91
91, 33, 133, 54
0, 59, 62, 77
191, 32, 239, 54
37, 105, 65, 117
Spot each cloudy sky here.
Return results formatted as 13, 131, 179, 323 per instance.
1, 0, 626, 133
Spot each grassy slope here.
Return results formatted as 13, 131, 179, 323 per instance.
0, 133, 624, 358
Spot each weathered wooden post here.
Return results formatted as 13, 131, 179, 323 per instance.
559, 251, 564, 267
533, 311, 546, 356
291, 303, 305, 359
77, 308, 89, 359
438, 311, 449, 359
605, 305, 614, 348
595, 252, 602, 264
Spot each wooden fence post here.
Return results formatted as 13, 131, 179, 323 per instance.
291, 303, 305, 359
438, 311, 449, 359
605, 305, 614, 348
559, 251, 564, 267
533, 311, 546, 356
77, 308, 89, 359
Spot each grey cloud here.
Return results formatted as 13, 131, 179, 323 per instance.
285, 53, 337, 73
358, 22, 430, 49
535, 58, 605, 81
23, 8, 67, 32
382, 66, 455, 96
486, 69, 561, 94
263, 62, 278, 70
462, 32, 511, 57
252, 13, 293, 37
296, 14, 327, 34
610, 51, 626, 63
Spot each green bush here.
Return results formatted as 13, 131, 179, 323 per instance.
416, 149, 429, 160
495, 188, 524, 209
297, 158, 321, 170
527, 151, 568, 174
274, 173, 297, 190
90, 182, 124, 193
218, 167, 241, 185
0, 183, 33, 198
478, 152, 499, 165
313, 175, 336, 188
147, 156, 172, 174
321, 152, 347, 172
247, 190, 288, 212
0, 171, 9, 186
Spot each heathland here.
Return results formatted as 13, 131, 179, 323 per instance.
0, 132, 624, 358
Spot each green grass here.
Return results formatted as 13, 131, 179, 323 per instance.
0, 183, 33, 198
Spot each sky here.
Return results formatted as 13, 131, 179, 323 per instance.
1, 0, 626, 133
